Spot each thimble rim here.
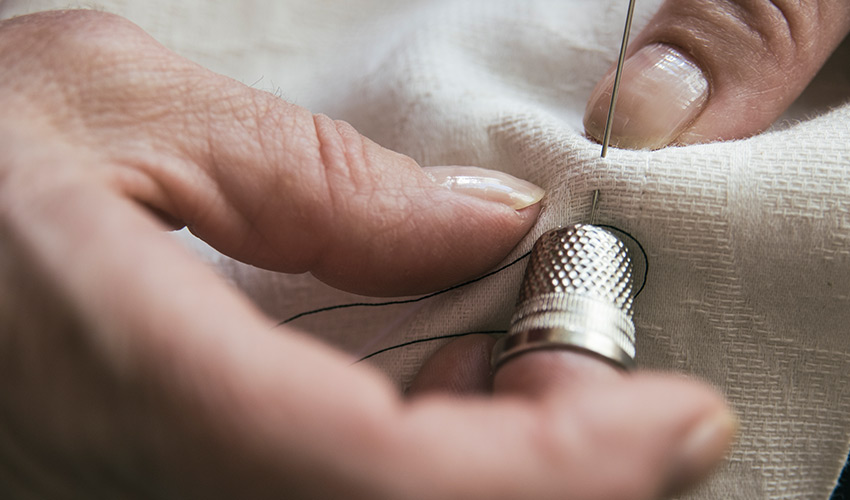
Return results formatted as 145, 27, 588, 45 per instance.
491, 327, 636, 372
509, 292, 636, 351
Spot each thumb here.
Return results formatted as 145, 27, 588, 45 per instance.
584, 0, 850, 150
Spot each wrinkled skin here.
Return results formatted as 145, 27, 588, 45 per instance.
0, 9, 742, 500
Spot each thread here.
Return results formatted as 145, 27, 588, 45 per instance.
277, 225, 649, 363
356, 331, 507, 363
276, 250, 533, 326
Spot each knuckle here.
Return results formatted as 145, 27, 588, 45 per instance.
311, 113, 419, 200
715, 0, 838, 82
308, 113, 421, 254
1, 8, 210, 155
734, 0, 805, 59
311, 113, 379, 207
312, 114, 364, 183
1, 9, 178, 127
2, 9, 148, 65
1, 9, 183, 102
692, 0, 819, 63
648, 0, 831, 100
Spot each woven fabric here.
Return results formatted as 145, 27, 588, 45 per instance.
3, 0, 850, 498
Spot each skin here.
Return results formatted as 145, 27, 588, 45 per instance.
0, 7, 762, 500
584, 0, 850, 149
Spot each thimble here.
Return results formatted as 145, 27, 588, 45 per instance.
492, 224, 636, 371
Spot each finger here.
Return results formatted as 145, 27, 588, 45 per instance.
485, 350, 734, 498
0, 136, 410, 497
171, 103, 544, 295
7, 11, 544, 296
3, 12, 730, 499
493, 350, 623, 398
406, 337, 622, 398
2, 134, 728, 499
406, 341, 735, 497
584, 0, 850, 150
2, 126, 732, 499
397, 369, 735, 499
406, 334, 496, 396
2, 163, 733, 499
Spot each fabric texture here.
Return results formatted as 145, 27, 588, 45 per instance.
3, 0, 850, 498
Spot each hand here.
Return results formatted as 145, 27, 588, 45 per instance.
0, 10, 733, 499
584, 0, 850, 150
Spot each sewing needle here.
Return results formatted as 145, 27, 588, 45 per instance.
601, 0, 636, 158
590, 189, 600, 224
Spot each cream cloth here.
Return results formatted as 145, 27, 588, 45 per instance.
3, 0, 849, 498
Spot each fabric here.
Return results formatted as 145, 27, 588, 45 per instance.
3, 0, 849, 498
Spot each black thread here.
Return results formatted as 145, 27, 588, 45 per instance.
278, 224, 650, 363
356, 330, 507, 363
596, 224, 649, 299
276, 250, 533, 326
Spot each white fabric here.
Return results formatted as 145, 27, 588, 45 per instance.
3, 1, 849, 498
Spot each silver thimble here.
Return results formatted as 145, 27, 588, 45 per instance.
492, 224, 636, 370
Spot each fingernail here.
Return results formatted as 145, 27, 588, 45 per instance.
667, 410, 738, 495
584, 44, 709, 150
423, 166, 545, 210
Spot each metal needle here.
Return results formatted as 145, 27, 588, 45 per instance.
601, 0, 637, 158
590, 189, 600, 224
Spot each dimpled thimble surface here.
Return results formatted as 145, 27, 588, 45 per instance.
493, 224, 636, 370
